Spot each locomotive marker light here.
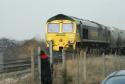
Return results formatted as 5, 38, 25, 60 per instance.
59, 38, 63, 42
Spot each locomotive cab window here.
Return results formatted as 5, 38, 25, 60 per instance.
48, 23, 59, 33
82, 28, 88, 39
62, 23, 73, 32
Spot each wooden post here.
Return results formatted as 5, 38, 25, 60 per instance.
72, 51, 76, 84
115, 51, 121, 70
75, 48, 80, 84
37, 47, 41, 84
62, 49, 67, 84
49, 41, 53, 84
49, 41, 53, 65
113, 51, 117, 70
62, 49, 65, 69
77, 53, 80, 84
102, 52, 105, 77
79, 50, 83, 84
83, 50, 87, 82
31, 48, 35, 83
117, 51, 121, 70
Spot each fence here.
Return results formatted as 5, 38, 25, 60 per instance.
1, 47, 125, 84
0, 48, 39, 84
52, 49, 125, 84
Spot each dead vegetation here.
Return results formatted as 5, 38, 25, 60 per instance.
53, 54, 125, 84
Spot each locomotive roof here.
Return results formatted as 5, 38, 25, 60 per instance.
47, 14, 75, 22
108, 27, 120, 31
70, 16, 100, 28
81, 20, 101, 28
47, 14, 105, 28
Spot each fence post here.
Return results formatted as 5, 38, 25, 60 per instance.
49, 41, 53, 66
62, 49, 65, 69
62, 49, 67, 84
79, 50, 83, 84
31, 48, 35, 83
37, 47, 41, 84
72, 51, 76, 84
117, 52, 121, 70
49, 41, 53, 84
77, 53, 80, 84
83, 50, 87, 82
102, 52, 105, 77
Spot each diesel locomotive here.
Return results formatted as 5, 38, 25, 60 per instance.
45, 14, 125, 53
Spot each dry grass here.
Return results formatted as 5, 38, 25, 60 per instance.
0, 74, 33, 84
0, 69, 37, 84
53, 54, 125, 84
1, 54, 125, 84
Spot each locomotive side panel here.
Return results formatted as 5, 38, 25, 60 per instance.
79, 20, 109, 43
119, 30, 125, 47
108, 27, 119, 48
88, 26, 99, 40
98, 26, 109, 42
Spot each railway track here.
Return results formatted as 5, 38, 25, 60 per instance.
0, 58, 31, 73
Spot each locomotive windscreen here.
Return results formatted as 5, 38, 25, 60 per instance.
48, 23, 59, 32
62, 23, 73, 32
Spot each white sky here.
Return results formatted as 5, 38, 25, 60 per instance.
0, 0, 125, 40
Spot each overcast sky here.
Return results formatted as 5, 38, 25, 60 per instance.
0, 0, 125, 40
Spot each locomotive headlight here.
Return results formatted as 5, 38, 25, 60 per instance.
68, 39, 74, 44
59, 39, 63, 42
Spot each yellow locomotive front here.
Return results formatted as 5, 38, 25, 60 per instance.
46, 19, 76, 51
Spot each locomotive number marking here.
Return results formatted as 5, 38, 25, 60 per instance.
56, 33, 66, 36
